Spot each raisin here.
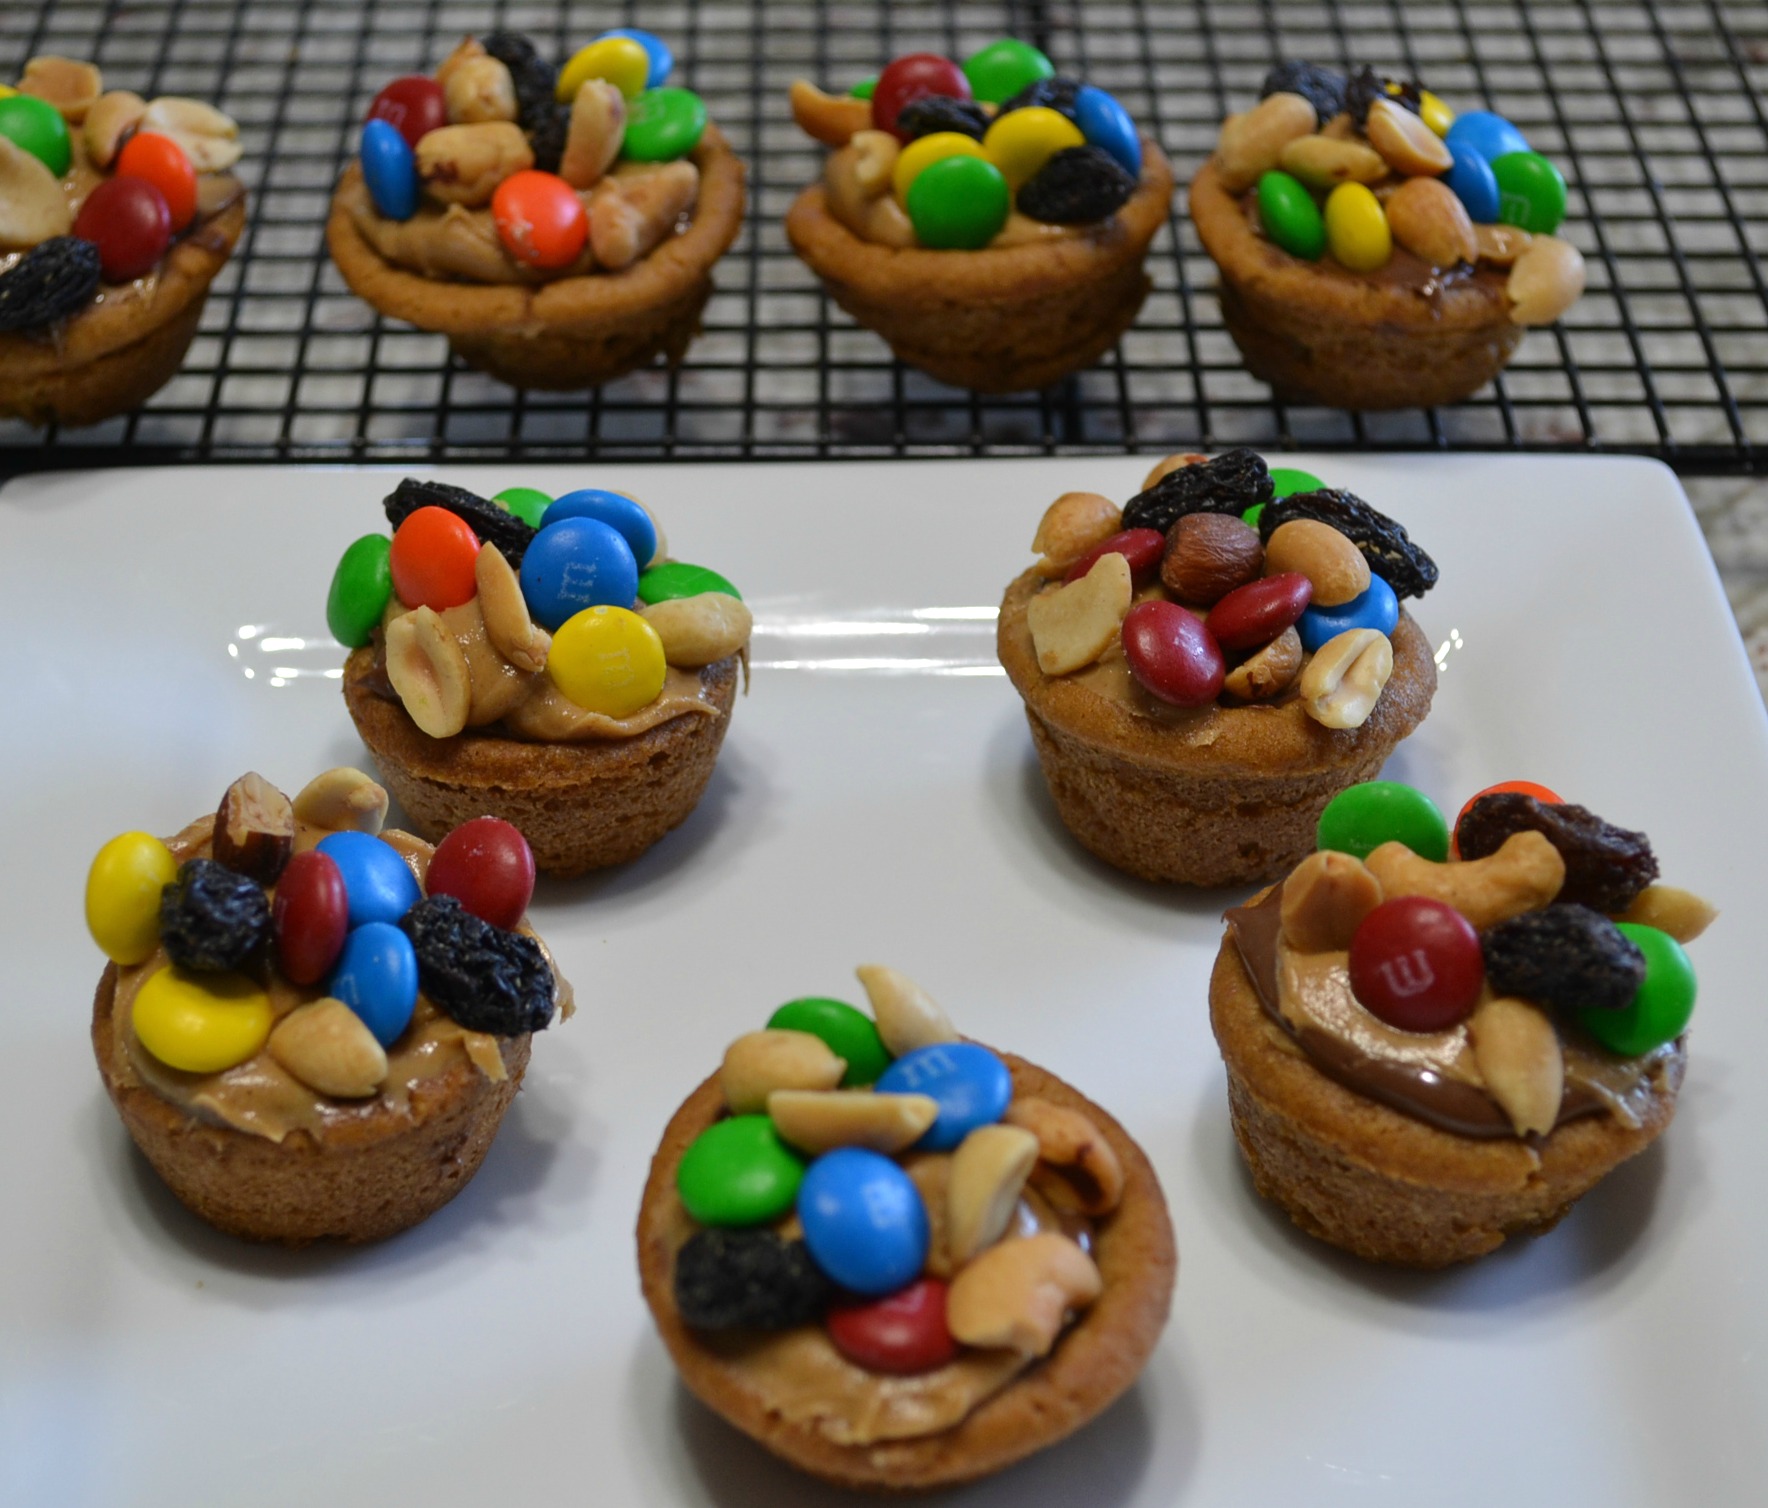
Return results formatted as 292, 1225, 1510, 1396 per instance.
1456, 795, 1659, 914
0, 237, 102, 333
1017, 145, 1137, 224
525, 100, 568, 174
1346, 66, 1422, 126
1261, 61, 1347, 126
1482, 905, 1646, 1014
1122, 447, 1273, 533
1257, 488, 1439, 599
398, 894, 555, 1035
897, 96, 988, 142
1000, 76, 1082, 121
159, 859, 271, 972
481, 31, 556, 123
383, 477, 536, 568
674, 1229, 833, 1330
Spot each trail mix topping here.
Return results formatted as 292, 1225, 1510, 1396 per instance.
672, 967, 1113, 1379
1214, 61, 1584, 326
0, 57, 242, 332
790, 37, 1148, 250
353, 27, 706, 277
1025, 451, 1436, 730
84, 771, 564, 1108
326, 477, 752, 740
1232, 778, 1714, 1139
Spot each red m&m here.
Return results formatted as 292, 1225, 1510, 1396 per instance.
426, 818, 536, 931
871, 53, 971, 139
1121, 599, 1224, 707
390, 506, 481, 611
1348, 896, 1485, 1032
827, 1278, 958, 1374
1063, 528, 1165, 586
366, 75, 447, 149
272, 850, 350, 986
72, 177, 172, 282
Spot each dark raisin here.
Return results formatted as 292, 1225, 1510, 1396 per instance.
0, 237, 102, 333
398, 894, 555, 1035
1346, 65, 1422, 126
1482, 905, 1646, 1014
1457, 795, 1659, 914
1000, 76, 1082, 121
1017, 145, 1137, 224
481, 31, 556, 123
1261, 61, 1348, 126
383, 478, 536, 568
1122, 448, 1274, 533
896, 96, 988, 141
674, 1229, 833, 1330
159, 859, 271, 972
525, 100, 568, 174
1257, 488, 1439, 599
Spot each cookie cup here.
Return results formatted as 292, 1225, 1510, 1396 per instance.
638, 1052, 1177, 1492
92, 962, 531, 1245
0, 196, 248, 427
325, 131, 744, 390
997, 570, 1437, 886
344, 648, 739, 878
1208, 932, 1685, 1268
785, 144, 1174, 392
1189, 161, 1524, 410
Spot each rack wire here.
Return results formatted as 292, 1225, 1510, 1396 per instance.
4, 0, 1767, 474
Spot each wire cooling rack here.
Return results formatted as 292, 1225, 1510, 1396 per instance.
4, 1, 1768, 473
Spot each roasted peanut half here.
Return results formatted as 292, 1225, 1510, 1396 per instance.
1508, 235, 1586, 326
21, 56, 102, 122
589, 159, 698, 269
1384, 176, 1476, 268
1616, 884, 1719, 943
1469, 995, 1564, 1136
947, 1124, 1041, 1266
641, 591, 750, 668
417, 121, 533, 207
1473, 223, 1533, 266
559, 78, 626, 189
1280, 849, 1385, 951
721, 1029, 845, 1114
1278, 133, 1387, 190
1026, 552, 1133, 676
475, 543, 551, 674
0, 138, 72, 249
1221, 626, 1304, 702
444, 54, 518, 124
855, 964, 959, 1056
140, 96, 242, 171
1139, 451, 1208, 491
269, 998, 389, 1098
789, 78, 873, 146
1365, 830, 1565, 930
385, 606, 473, 737
767, 1089, 939, 1155
1298, 627, 1392, 730
83, 90, 147, 169
1003, 1096, 1124, 1215
1264, 519, 1369, 607
847, 129, 900, 198
1032, 491, 1122, 576
824, 140, 916, 247
1364, 98, 1452, 176
434, 35, 487, 88
946, 1233, 1103, 1357
292, 767, 388, 835
1215, 92, 1316, 192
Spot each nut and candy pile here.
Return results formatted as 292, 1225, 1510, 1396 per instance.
1216, 62, 1585, 326
326, 478, 749, 736
85, 771, 558, 1100
1283, 777, 1714, 1134
0, 55, 240, 332
1025, 449, 1436, 730
672, 967, 1113, 1375
793, 38, 1144, 249
358, 28, 707, 273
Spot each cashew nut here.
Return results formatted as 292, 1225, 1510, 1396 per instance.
1615, 884, 1718, 943
1469, 994, 1563, 1136
268, 998, 389, 1098
1298, 627, 1393, 730
855, 964, 959, 1056
417, 121, 532, 208
385, 606, 473, 738
474, 543, 550, 674
0, 137, 72, 250
1026, 552, 1133, 677
559, 78, 626, 189
720, 1029, 845, 1114
291, 767, 388, 835
444, 54, 517, 124
140, 97, 241, 172
766, 1089, 938, 1155
21, 56, 102, 122
1139, 452, 1208, 492
1365, 830, 1565, 930
947, 1124, 1040, 1266
640, 592, 751, 668
825, 141, 916, 246
789, 78, 872, 146
1003, 1097, 1125, 1216
1031, 491, 1122, 576
589, 159, 697, 270
946, 1233, 1102, 1357
84, 90, 147, 169
1280, 849, 1385, 952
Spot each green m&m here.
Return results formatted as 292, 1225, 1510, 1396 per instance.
1269, 467, 1325, 498
638, 560, 741, 604
494, 486, 551, 529
622, 86, 707, 162
906, 154, 1010, 249
325, 533, 394, 648
962, 38, 1055, 105
0, 94, 70, 176
1318, 781, 1451, 863
768, 998, 890, 1087
849, 77, 877, 101
676, 1116, 806, 1226
1257, 170, 1325, 260
1576, 923, 1696, 1056
1492, 151, 1567, 234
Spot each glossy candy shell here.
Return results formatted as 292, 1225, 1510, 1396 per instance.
494, 486, 552, 529
360, 118, 420, 222
1445, 110, 1530, 163
1319, 781, 1451, 863
961, 39, 1055, 105
314, 831, 421, 929
425, 817, 536, 930
1120, 599, 1226, 706
1492, 151, 1568, 235
872, 54, 971, 140
1444, 142, 1501, 224
559, 36, 651, 102
677, 1115, 805, 1226
767, 997, 890, 1087
115, 133, 197, 232
981, 106, 1084, 190
1257, 170, 1325, 260
1576, 924, 1696, 1055
1348, 896, 1485, 1032
272, 849, 350, 986
327, 920, 419, 1047
389, 506, 480, 612
874, 1042, 1012, 1151
1073, 84, 1142, 177
1296, 573, 1398, 652
541, 489, 658, 567
1325, 181, 1392, 272
326, 533, 394, 649
132, 966, 272, 1073
906, 154, 1010, 249
797, 1148, 930, 1295
0, 94, 70, 175
545, 605, 667, 717
492, 171, 588, 269
366, 75, 447, 149
520, 517, 641, 630
72, 177, 171, 284
1205, 573, 1312, 651
827, 1279, 958, 1375
892, 131, 987, 202
622, 88, 708, 162
599, 28, 674, 90
1063, 528, 1165, 586
86, 831, 178, 965
637, 561, 741, 604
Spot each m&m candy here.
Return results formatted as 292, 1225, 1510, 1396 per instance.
559, 35, 651, 103
1576, 924, 1696, 1055
272, 850, 350, 986
328, 921, 419, 1046
0, 93, 70, 175
875, 1043, 1012, 1151
1348, 897, 1485, 1032
1297, 573, 1398, 652
426, 818, 535, 931
132, 966, 273, 1073
768, 997, 891, 1087
115, 133, 198, 231
546, 605, 667, 716
73, 177, 172, 283
326, 534, 394, 648
622, 87, 708, 162
677, 1115, 806, 1226
541, 488, 658, 568
366, 75, 447, 149
598, 28, 674, 90
360, 117, 420, 222
492, 170, 588, 269
315, 831, 421, 928
872, 53, 971, 140
1074, 84, 1141, 177
906, 154, 1010, 249
86, 831, 179, 964
1319, 781, 1451, 863
981, 105, 1084, 189
520, 516, 640, 629
961, 39, 1054, 105
797, 1147, 929, 1295
638, 561, 741, 603
390, 505, 480, 612
827, 1279, 958, 1374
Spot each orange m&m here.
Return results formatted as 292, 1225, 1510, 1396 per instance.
1452, 780, 1562, 857
115, 131, 198, 231
492, 170, 588, 269
389, 506, 480, 611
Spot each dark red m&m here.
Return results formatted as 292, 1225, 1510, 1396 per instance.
826, 1278, 958, 1374
272, 849, 350, 986
1348, 896, 1485, 1032
1121, 599, 1224, 707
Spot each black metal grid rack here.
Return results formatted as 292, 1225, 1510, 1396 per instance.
5, 1, 1768, 473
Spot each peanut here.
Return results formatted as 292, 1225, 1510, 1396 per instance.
824, 140, 916, 247
384, 606, 473, 737
766, 1089, 938, 1155
1615, 884, 1718, 943
559, 78, 626, 189
1265, 519, 1369, 607
946, 1233, 1102, 1357
1139, 452, 1208, 491
847, 129, 900, 198
1469, 995, 1563, 1136
1215, 92, 1316, 193
1280, 849, 1384, 951
417, 121, 532, 208
83, 90, 148, 169
21, 56, 102, 122
1025, 552, 1133, 677
434, 36, 487, 89
640, 591, 752, 667
475, 544, 550, 674
291, 767, 388, 835
1031, 491, 1122, 576
1365, 830, 1565, 930
720, 1029, 845, 1114
140, 96, 241, 172
268, 998, 389, 1098
1507, 235, 1586, 326
947, 1125, 1040, 1266
1221, 626, 1304, 702
444, 54, 518, 125
789, 78, 873, 147
1002, 1097, 1124, 1215
1384, 175, 1476, 268
0, 138, 72, 250
1278, 133, 1387, 190
854, 964, 959, 1056
1473, 222, 1533, 267
1365, 97, 1452, 176
1162, 512, 1263, 605
589, 159, 697, 270
1298, 627, 1392, 730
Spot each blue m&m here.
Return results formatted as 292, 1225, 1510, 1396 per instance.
875, 1043, 1012, 1152
1297, 573, 1399, 652
519, 516, 640, 631
797, 1148, 929, 1295
1444, 142, 1500, 224
328, 921, 419, 1046
1445, 110, 1529, 164
541, 489, 658, 569
598, 28, 673, 89
1073, 84, 1141, 178
315, 831, 421, 928
360, 118, 419, 221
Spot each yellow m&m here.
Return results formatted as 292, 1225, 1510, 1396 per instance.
547, 605, 667, 717
892, 130, 987, 203
1419, 89, 1455, 139
557, 36, 651, 102
982, 105, 1083, 189
132, 967, 272, 1073
86, 831, 178, 964
1325, 181, 1392, 272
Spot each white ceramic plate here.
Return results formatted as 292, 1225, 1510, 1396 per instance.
2, 456, 1765, 1507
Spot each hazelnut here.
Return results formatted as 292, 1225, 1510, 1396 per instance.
1161, 513, 1264, 605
